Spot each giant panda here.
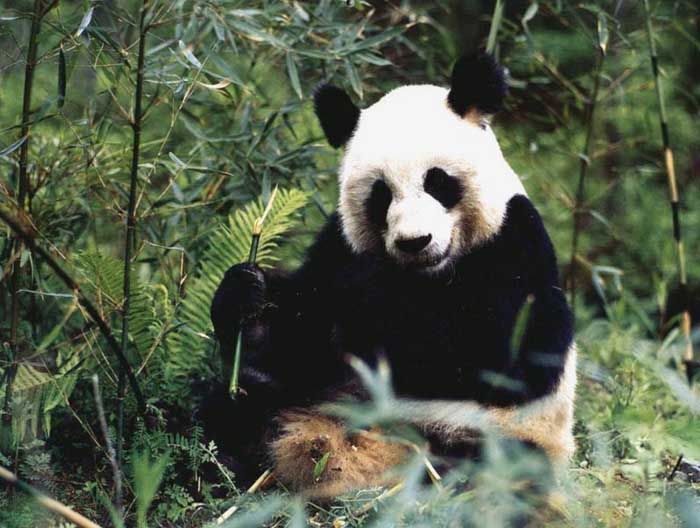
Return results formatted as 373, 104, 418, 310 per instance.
207, 52, 576, 499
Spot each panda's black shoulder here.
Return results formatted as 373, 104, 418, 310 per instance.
292, 212, 362, 283
494, 194, 561, 284
503, 194, 548, 238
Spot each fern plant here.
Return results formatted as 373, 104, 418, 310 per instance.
163, 188, 309, 399
74, 252, 160, 361
0, 344, 85, 446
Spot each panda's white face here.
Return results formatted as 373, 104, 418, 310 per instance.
337, 85, 525, 273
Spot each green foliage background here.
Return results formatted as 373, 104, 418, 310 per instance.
0, 0, 699, 526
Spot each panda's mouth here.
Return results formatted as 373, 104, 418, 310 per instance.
404, 241, 453, 273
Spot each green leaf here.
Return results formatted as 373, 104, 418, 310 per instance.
0, 136, 26, 158
339, 26, 405, 55
345, 59, 363, 99
486, 0, 505, 54
509, 294, 535, 361
597, 12, 609, 54
522, 2, 539, 46
133, 450, 170, 528
75, 6, 94, 38
179, 40, 203, 69
313, 451, 331, 480
286, 52, 302, 99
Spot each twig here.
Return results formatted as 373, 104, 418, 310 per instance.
568, 18, 608, 314
642, 0, 694, 366
0, 207, 145, 411
667, 454, 683, 481
352, 481, 406, 517
0, 465, 102, 528
215, 468, 275, 525
117, 0, 151, 475
91, 375, 123, 518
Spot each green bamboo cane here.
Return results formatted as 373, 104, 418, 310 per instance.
568, 13, 608, 316
642, 0, 695, 368
229, 186, 278, 398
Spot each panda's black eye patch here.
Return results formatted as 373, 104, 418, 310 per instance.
424, 167, 463, 209
366, 179, 392, 227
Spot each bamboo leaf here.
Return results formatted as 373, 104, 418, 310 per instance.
597, 13, 609, 54
486, 0, 505, 54
345, 59, 363, 99
0, 136, 26, 158
339, 26, 405, 55
522, 1, 538, 46
286, 52, 303, 99
178, 40, 203, 69
313, 452, 331, 480
510, 294, 535, 361
75, 6, 94, 38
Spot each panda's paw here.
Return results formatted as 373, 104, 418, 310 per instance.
211, 263, 267, 328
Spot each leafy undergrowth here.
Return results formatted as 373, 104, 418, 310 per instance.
2, 0, 700, 526
8, 316, 699, 528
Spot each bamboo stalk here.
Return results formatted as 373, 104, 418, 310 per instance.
117, 0, 150, 478
642, 0, 695, 367
568, 23, 607, 315
5, 0, 58, 444
0, 207, 145, 411
215, 468, 275, 525
229, 186, 278, 398
0, 465, 102, 528
352, 481, 406, 517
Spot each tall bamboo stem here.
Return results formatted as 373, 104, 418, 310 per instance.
4, 0, 54, 447
642, 0, 694, 366
117, 0, 150, 477
569, 46, 606, 315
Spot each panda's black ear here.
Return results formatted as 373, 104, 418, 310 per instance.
313, 84, 360, 148
447, 52, 507, 117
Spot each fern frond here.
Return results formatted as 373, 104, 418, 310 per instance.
164, 188, 309, 398
74, 251, 158, 359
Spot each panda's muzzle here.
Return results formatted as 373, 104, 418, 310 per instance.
395, 234, 432, 255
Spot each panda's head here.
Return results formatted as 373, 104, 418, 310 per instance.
315, 53, 525, 274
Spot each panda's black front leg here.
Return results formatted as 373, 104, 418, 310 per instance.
210, 262, 278, 390
202, 263, 289, 482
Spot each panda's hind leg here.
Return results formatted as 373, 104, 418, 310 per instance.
270, 409, 410, 500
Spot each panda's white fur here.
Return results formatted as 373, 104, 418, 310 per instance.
338, 84, 526, 273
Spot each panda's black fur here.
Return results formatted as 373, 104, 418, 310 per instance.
203, 52, 575, 498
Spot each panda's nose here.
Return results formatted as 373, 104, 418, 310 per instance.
395, 234, 432, 254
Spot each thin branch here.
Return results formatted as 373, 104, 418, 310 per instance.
0, 206, 145, 411
568, 40, 607, 314
0, 465, 102, 528
92, 375, 123, 519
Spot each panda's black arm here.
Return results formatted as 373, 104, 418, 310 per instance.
211, 213, 353, 402
475, 194, 574, 406
397, 195, 573, 407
